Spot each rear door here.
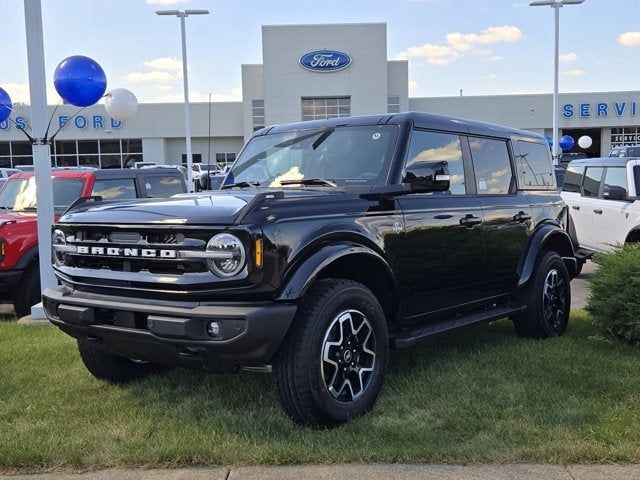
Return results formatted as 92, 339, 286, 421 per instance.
469, 136, 532, 296
574, 166, 605, 251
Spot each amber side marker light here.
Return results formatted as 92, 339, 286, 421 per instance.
254, 238, 263, 268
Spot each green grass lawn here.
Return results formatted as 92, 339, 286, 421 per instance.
1, 311, 639, 473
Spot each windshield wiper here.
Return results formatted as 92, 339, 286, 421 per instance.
221, 181, 261, 190
280, 178, 337, 187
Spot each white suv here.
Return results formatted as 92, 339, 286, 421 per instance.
561, 157, 640, 263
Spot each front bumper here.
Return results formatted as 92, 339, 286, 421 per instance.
0, 270, 22, 300
43, 286, 297, 372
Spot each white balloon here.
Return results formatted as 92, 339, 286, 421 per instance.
578, 135, 593, 149
105, 88, 138, 121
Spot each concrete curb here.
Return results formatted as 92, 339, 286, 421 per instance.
3, 464, 640, 480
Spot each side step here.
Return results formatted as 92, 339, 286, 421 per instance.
391, 304, 526, 349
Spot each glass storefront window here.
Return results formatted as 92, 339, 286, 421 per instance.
301, 97, 350, 121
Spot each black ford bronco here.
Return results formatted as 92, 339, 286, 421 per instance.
44, 112, 577, 427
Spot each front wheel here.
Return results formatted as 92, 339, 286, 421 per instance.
513, 251, 571, 338
78, 339, 165, 384
13, 263, 41, 318
272, 279, 388, 428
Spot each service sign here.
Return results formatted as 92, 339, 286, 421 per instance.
299, 50, 352, 72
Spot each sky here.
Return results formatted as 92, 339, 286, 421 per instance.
2, 0, 640, 105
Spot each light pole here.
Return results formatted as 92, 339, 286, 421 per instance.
530, 0, 585, 165
23, 0, 56, 317
156, 9, 209, 192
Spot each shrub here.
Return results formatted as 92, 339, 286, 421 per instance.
587, 244, 640, 347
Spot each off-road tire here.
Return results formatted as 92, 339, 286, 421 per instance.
273, 279, 388, 428
13, 263, 41, 318
513, 251, 571, 338
78, 339, 164, 384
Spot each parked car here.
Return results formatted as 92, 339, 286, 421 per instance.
0, 168, 20, 178
558, 152, 587, 168
554, 167, 566, 189
198, 171, 227, 190
561, 157, 640, 272
0, 168, 187, 317
43, 112, 576, 427
609, 145, 640, 157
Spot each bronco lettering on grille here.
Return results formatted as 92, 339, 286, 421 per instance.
76, 246, 177, 259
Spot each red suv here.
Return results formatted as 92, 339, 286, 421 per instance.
0, 168, 187, 317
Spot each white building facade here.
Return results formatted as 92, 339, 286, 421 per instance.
1, 22, 639, 169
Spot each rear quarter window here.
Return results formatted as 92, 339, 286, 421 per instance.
561, 165, 584, 193
515, 140, 555, 190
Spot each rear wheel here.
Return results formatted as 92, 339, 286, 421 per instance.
513, 251, 571, 338
78, 339, 165, 384
13, 263, 41, 318
273, 279, 388, 427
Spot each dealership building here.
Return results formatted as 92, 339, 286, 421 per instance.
1, 22, 639, 169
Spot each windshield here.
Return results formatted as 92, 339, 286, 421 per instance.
0, 177, 86, 212
226, 125, 398, 188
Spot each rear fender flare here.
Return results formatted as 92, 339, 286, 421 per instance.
518, 225, 577, 286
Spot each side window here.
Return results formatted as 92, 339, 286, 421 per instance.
602, 167, 628, 199
582, 167, 603, 197
92, 179, 137, 201
144, 175, 184, 198
469, 137, 513, 195
405, 130, 466, 195
561, 165, 584, 193
515, 140, 555, 189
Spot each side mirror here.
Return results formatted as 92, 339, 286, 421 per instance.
603, 185, 628, 201
402, 161, 450, 193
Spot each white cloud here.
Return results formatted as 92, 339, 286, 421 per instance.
123, 71, 175, 84
409, 81, 419, 91
618, 31, 640, 46
564, 69, 586, 77
143, 57, 183, 74
1, 82, 62, 105
559, 52, 578, 63
145, 0, 189, 5
396, 25, 522, 66
484, 55, 503, 62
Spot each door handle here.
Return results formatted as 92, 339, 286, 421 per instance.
459, 214, 482, 228
572, 205, 580, 211
514, 211, 532, 223
593, 209, 603, 215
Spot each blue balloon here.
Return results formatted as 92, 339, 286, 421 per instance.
0, 87, 12, 123
559, 135, 575, 151
53, 55, 107, 107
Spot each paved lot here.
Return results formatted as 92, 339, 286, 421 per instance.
3, 464, 640, 480
571, 260, 596, 310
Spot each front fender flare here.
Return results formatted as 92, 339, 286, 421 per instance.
518, 225, 577, 287
275, 242, 396, 301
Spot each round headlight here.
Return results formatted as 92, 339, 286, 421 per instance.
206, 233, 246, 277
52, 229, 66, 266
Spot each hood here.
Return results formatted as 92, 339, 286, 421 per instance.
0, 210, 38, 228
59, 189, 333, 225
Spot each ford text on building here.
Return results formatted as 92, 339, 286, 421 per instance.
299, 50, 352, 72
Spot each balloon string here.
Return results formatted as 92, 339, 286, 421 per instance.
44, 100, 63, 141
4, 115, 35, 143
49, 106, 89, 143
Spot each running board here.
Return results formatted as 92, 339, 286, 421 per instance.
391, 304, 526, 349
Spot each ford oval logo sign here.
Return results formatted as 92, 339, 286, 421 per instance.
299, 50, 352, 72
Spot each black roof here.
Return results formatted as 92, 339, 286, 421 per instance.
567, 157, 640, 168
92, 168, 184, 180
260, 111, 545, 142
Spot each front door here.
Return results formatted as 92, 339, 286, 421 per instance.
396, 130, 486, 320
